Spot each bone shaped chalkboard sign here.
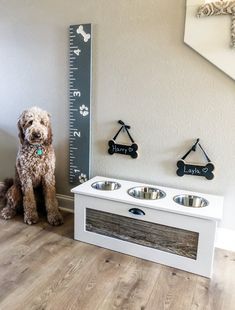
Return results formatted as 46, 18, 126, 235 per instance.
108, 120, 138, 159
176, 139, 215, 180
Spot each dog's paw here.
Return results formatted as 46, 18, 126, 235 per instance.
1, 206, 16, 220
24, 212, 39, 225
47, 211, 64, 226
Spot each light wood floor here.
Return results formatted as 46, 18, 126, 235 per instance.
0, 211, 235, 310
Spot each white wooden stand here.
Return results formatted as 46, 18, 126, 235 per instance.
72, 176, 223, 278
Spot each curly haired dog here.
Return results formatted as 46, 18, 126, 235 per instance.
0, 107, 63, 225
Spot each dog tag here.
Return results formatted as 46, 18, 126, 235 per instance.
37, 147, 43, 156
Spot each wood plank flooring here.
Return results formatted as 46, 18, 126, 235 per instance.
0, 211, 235, 310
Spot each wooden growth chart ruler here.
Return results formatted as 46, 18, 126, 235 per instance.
69, 24, 92, 184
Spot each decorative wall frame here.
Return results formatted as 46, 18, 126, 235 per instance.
197, 0, 235, 48
185, 0, 235, 80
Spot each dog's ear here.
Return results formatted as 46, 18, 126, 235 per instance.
17, 119, 25, 144
45, 124, 53, 145
44, 113, 53, 145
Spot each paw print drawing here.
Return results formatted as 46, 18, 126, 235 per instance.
80, 104, 89, 117
79, 173, 87, 183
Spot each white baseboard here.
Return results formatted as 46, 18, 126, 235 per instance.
57, 194, 74, 213
215, 228, 235, 252
0, 181, 74, 213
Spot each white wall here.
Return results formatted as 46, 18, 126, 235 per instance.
0, 0, 235, 231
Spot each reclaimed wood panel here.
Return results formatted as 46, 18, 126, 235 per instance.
86, 208, 199, 259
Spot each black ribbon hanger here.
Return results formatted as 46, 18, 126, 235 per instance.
108, 120, 138, 158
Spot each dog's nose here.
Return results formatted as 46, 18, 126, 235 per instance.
33, 132, 41, 139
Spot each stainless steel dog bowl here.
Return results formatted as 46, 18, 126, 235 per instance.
173, 195, 209, 208
91, 181, 121, 191
127, 186, 166, 200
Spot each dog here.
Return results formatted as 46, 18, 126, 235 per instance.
0, 107, 63, 226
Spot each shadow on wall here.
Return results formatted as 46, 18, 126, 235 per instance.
0, 129, 18, 179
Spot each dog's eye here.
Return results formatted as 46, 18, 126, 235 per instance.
28, 120, 33, 126
40, 120, 45, 125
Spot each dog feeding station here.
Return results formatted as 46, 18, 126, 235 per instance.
71, 176, 223, 278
